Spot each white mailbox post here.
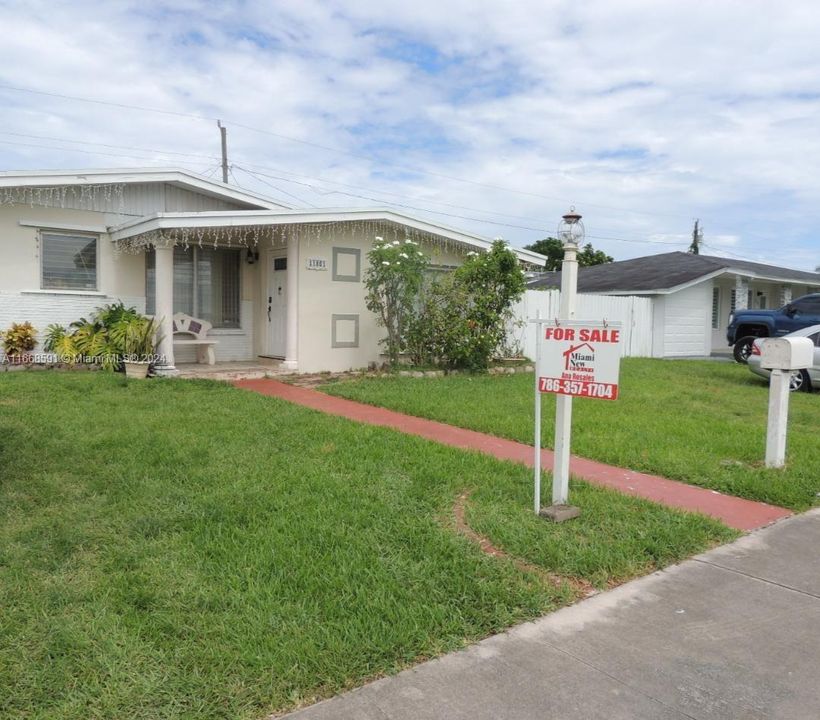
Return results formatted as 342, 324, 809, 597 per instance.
760, 336, 814, 468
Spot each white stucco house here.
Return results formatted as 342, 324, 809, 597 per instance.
528, 252, 820, 357
0, 168, 544, 373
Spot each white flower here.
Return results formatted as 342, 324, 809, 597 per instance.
392, 240, 401, 246
399, 252, 408, 258
375, 236, 384, 242
467, 251, 478, 257
382, 260, 390, 266
404, 239, 414, 244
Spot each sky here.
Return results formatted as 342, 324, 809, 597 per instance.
0, 0, 818, 271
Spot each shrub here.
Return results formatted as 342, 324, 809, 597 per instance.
1, 322, 37, 357
43, 303, 150, 371
408, 241, 525, 371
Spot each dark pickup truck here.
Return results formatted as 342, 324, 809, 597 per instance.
727, 293, 820, 363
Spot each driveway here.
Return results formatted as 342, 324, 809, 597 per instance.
282, 509, 820, 720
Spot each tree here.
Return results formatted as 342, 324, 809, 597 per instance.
363, 236, 429, 366
524, 237, 613, 270
688, 219, 702, 254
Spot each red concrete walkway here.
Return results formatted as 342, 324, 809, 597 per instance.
234, 378, 792, 531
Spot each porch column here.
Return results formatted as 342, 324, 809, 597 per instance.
282, 235, 299, 370
734, 276, 749, 310
153, 245, 177, 375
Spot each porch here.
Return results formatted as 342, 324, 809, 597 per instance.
709, 273, 818, 354
109, 208, 525, 375
175, 359, 295, 381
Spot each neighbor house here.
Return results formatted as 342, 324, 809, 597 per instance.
0, 168, 544, 373
528, 252, 820, 357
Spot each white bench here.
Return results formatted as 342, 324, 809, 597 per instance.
172, 313, 218, 365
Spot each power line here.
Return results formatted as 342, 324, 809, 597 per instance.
0, 138, 215, 172
0, 131, 221, 162
234, 165, 691, 245
699, 242, 762, 262
232, 165, 316, 208
0, 130, 696, 246
0, 82, 696, 221
0, 129, 556, 224
0, 84, 206, 121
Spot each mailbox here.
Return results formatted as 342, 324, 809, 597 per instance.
760, 337, 814, 370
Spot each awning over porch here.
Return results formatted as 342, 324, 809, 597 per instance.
107, 207, 547, 266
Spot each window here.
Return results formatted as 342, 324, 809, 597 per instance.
711, 287, 720, 329
791, 297, 820, 316
41, 232, 98, 290
146, 247, 241, 328
730, 289, 736, 313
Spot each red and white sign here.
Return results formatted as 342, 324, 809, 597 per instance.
537, 321, 622, 400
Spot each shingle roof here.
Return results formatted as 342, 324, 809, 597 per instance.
528, 271, 562, 289
566, 252, 820, 293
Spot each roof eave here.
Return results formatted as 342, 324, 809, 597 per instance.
0, 167, 288, 211
108, 207, 546, 265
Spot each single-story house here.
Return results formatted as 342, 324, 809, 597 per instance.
528, 251, 820, 357
0, 168, 545, 373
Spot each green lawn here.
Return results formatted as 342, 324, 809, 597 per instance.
0, 372, 734, 719
323, 359, 820, 511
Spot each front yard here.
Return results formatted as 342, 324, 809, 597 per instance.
323, 358, 820, 511
0, 373, 734, 719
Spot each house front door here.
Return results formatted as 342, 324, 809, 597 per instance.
267, 255, 288, 357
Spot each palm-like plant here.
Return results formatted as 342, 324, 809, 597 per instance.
47, 303, 148, 371
43, 324, 68, 353
122, 317, 161, 363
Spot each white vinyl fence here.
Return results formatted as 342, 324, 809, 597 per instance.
508, 290, 654, 359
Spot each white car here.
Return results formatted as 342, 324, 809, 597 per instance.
748, 324, 820, 393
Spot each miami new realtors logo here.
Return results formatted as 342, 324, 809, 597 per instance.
563, 342, 595, 372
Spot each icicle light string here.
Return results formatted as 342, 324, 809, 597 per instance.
0, 183, 126, 212
113, 219, 548, 268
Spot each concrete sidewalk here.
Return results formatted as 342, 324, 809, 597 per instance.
281, 509, 820, 720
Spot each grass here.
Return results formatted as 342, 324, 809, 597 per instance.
323, 358, 820, 511
0, 372, 734, 719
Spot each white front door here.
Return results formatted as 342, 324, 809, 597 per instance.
267, 256, 288, 357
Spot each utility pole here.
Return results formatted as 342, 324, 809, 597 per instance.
689, 219, 702, 254
217, 120, 228, 184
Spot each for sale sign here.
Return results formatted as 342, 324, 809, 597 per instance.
537, 321, 622, 400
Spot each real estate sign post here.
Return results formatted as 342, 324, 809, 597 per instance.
532, 319, 623, 517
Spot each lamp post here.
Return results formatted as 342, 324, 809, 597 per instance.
550, 208, 584, 511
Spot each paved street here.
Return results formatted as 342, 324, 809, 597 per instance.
282, 510, 820, 720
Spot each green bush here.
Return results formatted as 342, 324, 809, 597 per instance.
407, 241, 525, 371
43, 302, 150, 371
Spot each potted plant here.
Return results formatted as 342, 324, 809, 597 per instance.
121, 317, 161, 379
1, 322, 37, 365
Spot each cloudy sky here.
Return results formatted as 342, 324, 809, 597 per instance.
1, 0, 818, 270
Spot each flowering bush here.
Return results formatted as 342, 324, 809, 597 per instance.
364, 237, 430, 366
